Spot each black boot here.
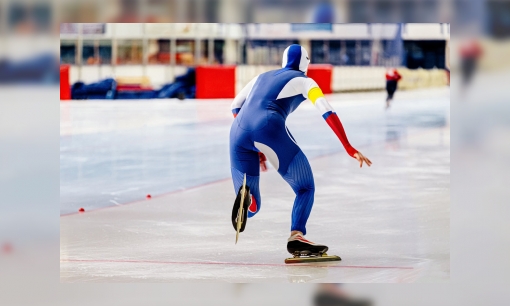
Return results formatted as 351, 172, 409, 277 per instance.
287, 233, 328, 256
231, 185, 251, 232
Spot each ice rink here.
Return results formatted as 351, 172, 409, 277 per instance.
60, 88, 450, 282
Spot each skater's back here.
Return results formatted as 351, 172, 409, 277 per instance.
235, 69, 307, 130
231, 45, 323, 131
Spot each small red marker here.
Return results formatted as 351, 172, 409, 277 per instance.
78, 207, 85, 213
146, 194, 152, 199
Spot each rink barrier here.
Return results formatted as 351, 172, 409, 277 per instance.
60, 65, 71, 100
237, 66, 447, 94
307, 64, 333, 94
397, 68, 448, 90
66, 65, 448, 99
332, 66, 387, 91
196, 65, 236, 99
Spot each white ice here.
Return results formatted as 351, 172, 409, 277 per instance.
60, 88, 450, 282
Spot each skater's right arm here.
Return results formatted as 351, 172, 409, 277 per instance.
300, 78, 372, 167
231, 75, 259, 118
299, 78, 357, 157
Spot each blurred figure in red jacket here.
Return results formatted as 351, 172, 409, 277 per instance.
385, 68, 402, 109
459, 39, 483, 89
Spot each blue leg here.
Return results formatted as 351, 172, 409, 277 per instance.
281, 151, 315, 235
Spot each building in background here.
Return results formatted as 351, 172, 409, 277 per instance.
60, 23, 449, 88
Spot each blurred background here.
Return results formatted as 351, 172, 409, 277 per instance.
2, 0, 510, 305
58, 23, 449, 100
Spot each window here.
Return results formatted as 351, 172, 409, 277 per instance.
82, 40, 112, 65
198, 40, 209, 65
117, 40, 143, 65
82, 40, 96, 65
213, 40, 225, 64
60, 40, 76, 64
328, 41, 342, 65
359, 40, 372, 66
148, 39, 171, 64
311, 40, 329, 64
404, 40, 446, 69
98, 41, 113, 65
246, 40, 298, 65
344, 41, 357, 66
176, 40, 195, 65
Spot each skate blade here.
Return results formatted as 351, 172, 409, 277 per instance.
235, 173, 247, 244
284, 253, 341, 264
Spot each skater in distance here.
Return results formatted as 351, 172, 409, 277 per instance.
229, 44, 372, 259
385, 67, 402, 109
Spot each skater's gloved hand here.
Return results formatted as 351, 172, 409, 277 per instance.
353, 151, 372, 168
259, 152, 268, 172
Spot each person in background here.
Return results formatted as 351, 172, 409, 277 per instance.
459, 39, 483, 89
385, 67, 402, 109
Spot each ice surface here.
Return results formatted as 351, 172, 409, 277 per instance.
60, 88, 449, 282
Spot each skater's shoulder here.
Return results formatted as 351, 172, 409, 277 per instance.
270, 67, 306, 78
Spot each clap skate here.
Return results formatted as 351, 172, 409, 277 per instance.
231, 174, 251, 244
285, 233, 341, 264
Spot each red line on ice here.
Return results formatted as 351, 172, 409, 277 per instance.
61, 258, 413, 270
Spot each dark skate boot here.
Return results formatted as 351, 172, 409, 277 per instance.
285, 233, 341, 264
287, 233, 328, 255
231, 174, 251, 244
231, 185, 251, 233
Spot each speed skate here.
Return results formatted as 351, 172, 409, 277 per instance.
285, 253, 341, 264
284, 233, 341, 264
231, 173, 250, 244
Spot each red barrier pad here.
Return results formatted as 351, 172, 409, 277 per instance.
196, 66, 236, 99
307, 64, 332, 94
116, 85, 153, 91
60, 65, 71, 100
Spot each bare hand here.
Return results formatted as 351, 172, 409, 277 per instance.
354, 152, 372, 168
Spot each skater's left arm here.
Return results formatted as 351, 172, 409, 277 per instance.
302, 79, 372, 167
231, 75, 259, 118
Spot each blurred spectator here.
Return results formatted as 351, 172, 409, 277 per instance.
176, 40, 195, 65
385, 67, 402, 109
459, 39, 483, 88
148, 40, 171, 64
82, 40, 112, 65
117, 40, 143, 64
